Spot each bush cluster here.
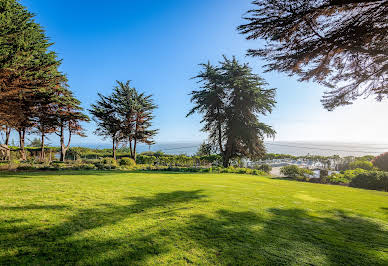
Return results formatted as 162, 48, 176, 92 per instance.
350, 171, 388, 191
280, 165, 313, 181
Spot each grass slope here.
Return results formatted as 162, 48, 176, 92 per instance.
0, 171, 387, 265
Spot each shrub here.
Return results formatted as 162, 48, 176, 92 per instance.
326, 172, 351, 184
280, 165, 313, 181
255, 164, 272, 173
372, 152, 388, 171
94, 158, 117, 170
350, 171, 388, 191
119, 157, 136, 167
320, 169, 329, 178
348, 160, 375, 170
326, 168, 367, 184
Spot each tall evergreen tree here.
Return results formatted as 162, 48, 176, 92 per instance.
0, 0, 66, 159
188, 57, 276, 167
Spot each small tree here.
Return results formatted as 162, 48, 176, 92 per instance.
372, 152, 388, 171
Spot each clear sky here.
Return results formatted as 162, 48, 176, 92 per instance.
18, 0, 388, 146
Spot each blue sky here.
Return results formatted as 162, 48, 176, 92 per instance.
16, 0, 388, 146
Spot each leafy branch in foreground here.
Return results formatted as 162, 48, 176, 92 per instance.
238, 0, 387, 110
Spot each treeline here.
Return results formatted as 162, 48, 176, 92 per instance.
0, 0, 88, 161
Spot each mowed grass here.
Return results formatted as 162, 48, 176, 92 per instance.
0, 171, 387, 265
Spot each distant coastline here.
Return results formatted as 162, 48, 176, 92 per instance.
70, 141, 388, 157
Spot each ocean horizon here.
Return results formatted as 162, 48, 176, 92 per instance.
70, 140, 388, 157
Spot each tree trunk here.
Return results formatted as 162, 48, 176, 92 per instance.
133, 138, 137, 162
216, 108, 224, 154
222, 155, 230, 168
40, 133, 45, 161
18, 129, 26, 160
222, 140, 232, 168
60, 125, 65, 161
59, 125, 71, 162
112, 137, 116, 160
5, 126, 10, 146
129, 138, 133, 158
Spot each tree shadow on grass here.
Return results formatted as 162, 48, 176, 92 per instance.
0, 190, 206, 265
183, 208, 388, 265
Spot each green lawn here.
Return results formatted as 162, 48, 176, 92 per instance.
0, 171, 387, 265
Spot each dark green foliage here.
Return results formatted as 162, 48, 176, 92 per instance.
238, 0, 388, 110
350, 171, 388, 192
320, 169, 329, 179
188, 56, 276, 167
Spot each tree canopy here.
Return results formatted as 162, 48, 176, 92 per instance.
238, 0, 388, 110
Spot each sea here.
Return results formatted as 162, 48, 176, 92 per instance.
74, 141, 388, 157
